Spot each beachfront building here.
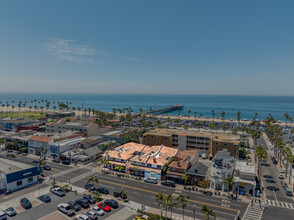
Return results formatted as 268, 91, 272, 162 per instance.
28, 131, 85, 158
142, 128, 240, 158
46, 115, 99, 137
101, 128, 138, 144
0, 158, 42, 193
165, 150, 199, 184
233, 161, 256, 196
0, 118, 41, 132
210, 149, 235, 191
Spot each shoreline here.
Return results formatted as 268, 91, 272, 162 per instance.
1, 106, 293, 128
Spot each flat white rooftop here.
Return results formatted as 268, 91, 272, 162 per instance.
0, 158, 34, 174
235, 161, 255, 175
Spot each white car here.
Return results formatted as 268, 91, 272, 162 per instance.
279, 174, 285, 179
91, 205, 105, 216
202, 153, 207, 159
280, 169, 287, 174
76, 214, 90, 220
0, 211, 6, 220
4, 207, 16, 217
57, 203, 75, 216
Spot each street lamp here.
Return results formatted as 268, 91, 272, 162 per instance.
193, 205, 196, 220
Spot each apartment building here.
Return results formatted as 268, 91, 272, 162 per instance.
143, 128, 240, 157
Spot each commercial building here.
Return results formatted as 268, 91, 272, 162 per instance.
210, 149, 235, 191
233, 161, 256, 196
101, 128, 138, 144
0, 158, 42, 193
142, 128, 240, 157
0, 118, 41, 132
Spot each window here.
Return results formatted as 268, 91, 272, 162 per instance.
224, 143, 228, 146
17, 180, 22, 186
28, 177, 33, 183
143, 140, 147, 143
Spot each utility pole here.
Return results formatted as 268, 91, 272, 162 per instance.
193, 205, 196, 220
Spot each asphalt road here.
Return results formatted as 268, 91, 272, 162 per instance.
261, 206, 294, 220
71, 172, 248, 220
256, 136, 293, 203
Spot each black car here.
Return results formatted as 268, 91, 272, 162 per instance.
96, 187, 109, 194
62, 160, 70, 165
75, 198, 90, 208
32, 160, 39, 164
20, 198, 32, 209
53, 158, 60, 163
43, 165, 51, 171
104, 199, 119, 208
84, 184, 96, 191
161, 180, 176, 187
68, 201, 81, 211
113, 192, 127, 199
39, 195, 51, 203
83, 195, 96, 204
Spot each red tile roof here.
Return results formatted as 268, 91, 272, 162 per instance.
30, 135, 52, 143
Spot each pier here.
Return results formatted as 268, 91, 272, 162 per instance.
143, 104, 184, 115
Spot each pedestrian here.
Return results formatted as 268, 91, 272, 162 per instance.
75, 190, 77, 195
259, 199, 262, 209
251, 199, 253, 208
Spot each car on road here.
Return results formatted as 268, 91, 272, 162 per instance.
104, 199, 119, 208
83, 195, 96, 204
68, 201, 81, 211
32, 160, 39, 164
161, 180, 176, 187
57, 203, 75, 216
75, 198, 90, 208
43, 165, 51, 171
52, 187, 65, 197
113, 191, 127, 199
0, 211, 6, 220
284, 187, 293, 196
75, 214, 90, 220
281, 181, 288, 188
84, 184, 96, 191
91, 206, 105, 216
53, 158, 60, 163
96, 187, 109, 194
39, 195, 51, 203
267, 186, 278, 191
98, 202, 111, 212
279, 174, 285, 179
143, 177, 157, 184
85, 210, 98, 220
62, 160, 70, 165
20, 198, 32, 209
3, 207, 16, 217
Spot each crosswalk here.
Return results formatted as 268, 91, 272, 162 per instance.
172, 190, 182, 198
69, 170, 97, 184
221, 198, 231, 208
49, 166, 93, 178
242, 204, 263, 220
265, 199, 294, 209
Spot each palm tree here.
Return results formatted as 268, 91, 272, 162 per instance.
255, 145, 267, 178
211, 110, 215, 121
196, 121, 202, 132
201, 206, 216, 219
163, 195, 172, 219
237, 111, 241, 122
223, 173, 234, 191
188, 110, 191, 117
222, 124, 228, 134
194, 112, 197, 118
177, 195, 189, 220
101, 157, 110, 168
88, 176, 98, 185
221, 111, 225, 120
182, 173, 191, 186
168, 201, 178, 220
250, 129, 261, 147
156, 193, 165, 219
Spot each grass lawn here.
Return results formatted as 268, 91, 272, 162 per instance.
0, 111, 46, 119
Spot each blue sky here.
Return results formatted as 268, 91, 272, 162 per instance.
1, 0, 294, 95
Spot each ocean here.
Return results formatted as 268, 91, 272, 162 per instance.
0, 93, 294, 121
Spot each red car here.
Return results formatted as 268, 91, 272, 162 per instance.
98, 202, 111, 212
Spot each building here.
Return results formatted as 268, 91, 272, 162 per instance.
0, 158, 42, 193
165, 150, 198, 184
45, 112, 75, 120
210, 149, 235, 191
186, 162, 209, 185
79, 136, 104, 149
0, 118, 41, 132
233, 161, 256, 196
28, 131, 85, 158
101, 128, 138, 144
46, 115, 99, 137
142, 128, 240, 157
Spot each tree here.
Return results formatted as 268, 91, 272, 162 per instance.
221, 111, 225, 120
182, 173, 191, 186
156, 193, 165, 219
196, 121, 202, 131
163, 195, 172, 219
177, 195, 189, 220
231, 128, 237, 135
222, 124, 228, 133
284, 113, 289, 125
168, 201, 178, 219
201, 206, 216, 219
194, 112, 197, 118
237, 111, 241, 122
211, 110, 215, 121
255, 145, 267, 178
88, 176, 99, 186
209, 122, 215, 133
223, 173, 234, 191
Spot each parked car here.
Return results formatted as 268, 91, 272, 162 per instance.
62, 160, 70, 165
75, 198, 90, 208
32, 160, 39, 164
39, 195, 51, 203
279, 169, 287, 174
20, 198, 32, 209
279, 174, 285, 179
3, 207, 16, 217
52, 188, 65, 197
113, 191, 127, 199
0, 211, 6, 220
284, 187, 293, 196
83, 195, 96, 204
84, 184, 96, 191
96, 187, 109, 194
85, 210, 98, 220
281, 181, 288, 188
161, 180, 176, 187
43, 165, 51, 171
144, 177, 157, 184
91, 206, 105, 216
75, 214, 90, 220
57, 203, 75, 216
104, 199, 119, 208
97, 202, 111, 212
53, 158, 60, 163
68, 201, 81, 211
202, 153, 207, 159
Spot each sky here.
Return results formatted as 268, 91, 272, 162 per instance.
0, 0, 294, 95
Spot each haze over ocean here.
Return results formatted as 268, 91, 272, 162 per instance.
0, 93, 294, 121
